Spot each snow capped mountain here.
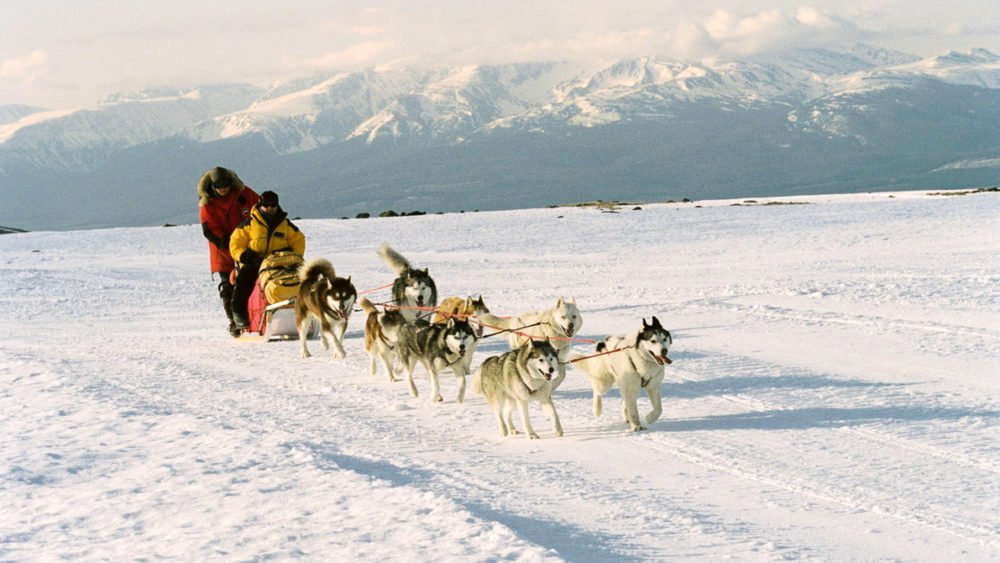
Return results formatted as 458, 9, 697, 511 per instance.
1, 84, 260, 171
347, 63, 577, 144
3, 45, 1000, 231
186, 70, 427, 153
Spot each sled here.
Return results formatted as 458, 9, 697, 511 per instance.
240, 280, 319, 342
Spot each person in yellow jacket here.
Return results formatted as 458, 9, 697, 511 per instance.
229, 190, 306, 329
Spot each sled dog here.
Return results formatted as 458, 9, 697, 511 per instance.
294, 258, 357, 359
396, 316, 478, 403
473, 339, 563, 439
571, 317, 672, 431
478, 296, 583, 389
433, 295, 490, 373
377, 244, 438, 323
359, 297, 408, 382
433, 295, 490, 336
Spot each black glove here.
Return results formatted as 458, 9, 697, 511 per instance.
239, 249, 259, 266
220, 233, 231, 250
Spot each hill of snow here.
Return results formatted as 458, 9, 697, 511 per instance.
2, 189, 998, 560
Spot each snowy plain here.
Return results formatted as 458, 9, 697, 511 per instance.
1, 189, 998, 561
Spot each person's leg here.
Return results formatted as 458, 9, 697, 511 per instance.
217, 274, 240, 336
231, 267, 257, 328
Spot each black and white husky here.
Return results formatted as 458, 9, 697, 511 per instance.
396, 317, 478, 403
377, 244, 438, 323
294, 258, 356, 359
477, 296, 583, 390
473, 339, 563, 439
571, 317, 672, 431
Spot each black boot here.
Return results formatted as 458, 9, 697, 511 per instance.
219, 276, 241, 335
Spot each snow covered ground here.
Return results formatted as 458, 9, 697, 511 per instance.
2, 189, 998, 561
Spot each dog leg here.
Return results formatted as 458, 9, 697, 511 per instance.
540, 396, 563, 437
489, 401, 508, 437
330, 322, 347, 359
298, 320, 312, 359
502, 399, 518, 435
593, 392, 603, 418
517, 400, 539, 439
379, 352, 398, 382
369, 353, 377, 376
426, 366, 443, 403
620, 387, 645, 431
645, 383, 663, 425
403, 357, 419, 398
453, 365, 467, 404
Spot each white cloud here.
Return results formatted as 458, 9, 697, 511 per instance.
297, 40, 395, 70
1, 50, 47, 80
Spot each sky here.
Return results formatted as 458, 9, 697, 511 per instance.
2, 1, 999, 109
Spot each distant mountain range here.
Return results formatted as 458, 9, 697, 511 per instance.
2, 44, 999, 230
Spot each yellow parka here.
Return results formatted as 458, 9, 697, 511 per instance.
229, 206, 305, 265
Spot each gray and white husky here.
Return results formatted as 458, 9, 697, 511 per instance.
571, 317, 672, 431
473, 339, 563, 439
359, 297, 408, 382
377, 244, 438, 323
396, 317, 478, 403
294, 258, 356, 359
477, 296, 582, 390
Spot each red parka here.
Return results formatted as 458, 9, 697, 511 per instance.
198, 169, 259, 273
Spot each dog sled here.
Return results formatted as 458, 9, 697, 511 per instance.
238, 252, 320, 342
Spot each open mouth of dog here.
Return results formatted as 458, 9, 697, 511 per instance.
650, 350, 672, 365
538, 368, 553, 380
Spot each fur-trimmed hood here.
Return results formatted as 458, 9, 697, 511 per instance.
197, 166, 248, 207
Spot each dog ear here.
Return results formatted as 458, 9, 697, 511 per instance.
642, 317, 650, 329
651, 315, 662, 328
557, 296, 565, 306
568, 296, 577, 304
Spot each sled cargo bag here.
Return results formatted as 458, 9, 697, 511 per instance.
247, 281, 268, 333
258, 251, 304, 304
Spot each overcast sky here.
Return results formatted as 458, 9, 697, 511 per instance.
2, 1, 999, 109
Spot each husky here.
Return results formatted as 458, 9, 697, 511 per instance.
358, 297, 408, 382
472, 339, 563, 439
294, 258, 357, 359
377, 244, 438, 323
396, 317, 479, 403
571, 317, 672, 431
477, 296, 582, 389
432, 295, 490, 374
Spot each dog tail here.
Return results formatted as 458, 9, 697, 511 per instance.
377, 243, 411, 274
299, 257, 336, 284
359, 297, 378, 315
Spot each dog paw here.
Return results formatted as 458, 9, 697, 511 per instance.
528, 433, 540, 440
433, 395, 444, 403
333, 350, 346, 359
630, 425, 646, 432
302, 352, 312, 359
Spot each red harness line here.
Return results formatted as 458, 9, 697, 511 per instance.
358, 282, 395, 295
361, 281, 600, 346
567, 345, 634, 364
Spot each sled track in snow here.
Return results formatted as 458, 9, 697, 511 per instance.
650, 347, 1000, 549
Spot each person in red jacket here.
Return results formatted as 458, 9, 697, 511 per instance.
198, 166, 259, 337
